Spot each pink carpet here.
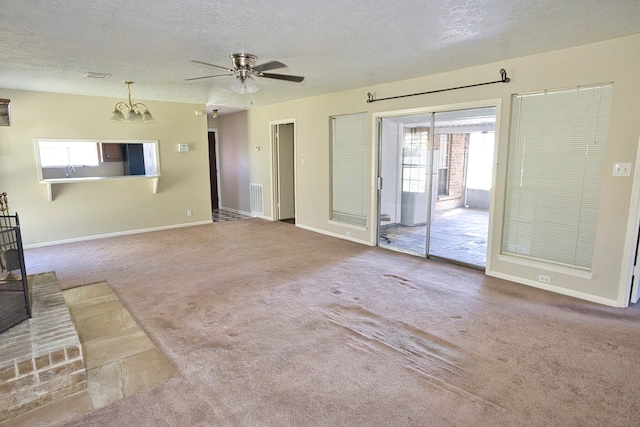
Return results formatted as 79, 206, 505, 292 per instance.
24, 219, 640, 426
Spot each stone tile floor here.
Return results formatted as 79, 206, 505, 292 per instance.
379, 208, 489, 268
0, 282, 174, 427
212, 209, 252, 222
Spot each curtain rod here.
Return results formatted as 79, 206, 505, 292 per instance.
366, 69, 510, 103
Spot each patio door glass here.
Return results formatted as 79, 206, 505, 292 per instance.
377, 107, 496, 269
378, 115, 432, 257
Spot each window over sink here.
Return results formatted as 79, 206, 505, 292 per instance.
33, 138, 161, 201
34, 139, 160, 180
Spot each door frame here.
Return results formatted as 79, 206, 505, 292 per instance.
618, 133, 640, 306
208, 128, 221, 209
371, 99, 501, 271
269, 119, 297, 221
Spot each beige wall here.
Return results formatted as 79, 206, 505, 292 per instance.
217, 34, 640, 306
0, 90, 212, 246
218, 110, 251, 213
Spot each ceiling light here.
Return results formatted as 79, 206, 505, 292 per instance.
211, 110, 219, 119
111, 81, 153, 122
230, 75, 260, 94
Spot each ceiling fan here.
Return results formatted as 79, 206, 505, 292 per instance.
186, 53, 304, 93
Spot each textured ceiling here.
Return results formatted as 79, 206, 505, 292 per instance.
1, 1, 639, 114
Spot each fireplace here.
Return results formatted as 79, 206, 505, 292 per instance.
0, 272, 87, 422
0, 214, 31, 334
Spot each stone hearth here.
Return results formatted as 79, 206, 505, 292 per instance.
0, 272, 86, 422
1, 274, 174, 426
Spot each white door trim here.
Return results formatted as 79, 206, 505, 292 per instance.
269, 119, 297, 222
617, 134, 640, 306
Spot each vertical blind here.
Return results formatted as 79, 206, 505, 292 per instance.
330, 113, 368, 227
502, 84, 613, 270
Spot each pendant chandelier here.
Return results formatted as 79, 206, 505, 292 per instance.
111, 81, 153, 122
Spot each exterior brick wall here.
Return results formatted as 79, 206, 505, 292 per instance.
436, 133, 469, 211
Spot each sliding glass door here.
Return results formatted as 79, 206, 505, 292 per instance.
378, 115, 432, 256
377, 107, 496, 269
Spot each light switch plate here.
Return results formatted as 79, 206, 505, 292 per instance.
178, 143, 189, 152
613, 162, 632, 177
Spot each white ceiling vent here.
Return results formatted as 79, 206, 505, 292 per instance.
86, 72, 111, 79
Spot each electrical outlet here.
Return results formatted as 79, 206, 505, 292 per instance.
345, 231, 351, 237
538, 274, 551, 284
187, 210, 192, 217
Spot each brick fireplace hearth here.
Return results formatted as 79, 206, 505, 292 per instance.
0, 272, 86, 422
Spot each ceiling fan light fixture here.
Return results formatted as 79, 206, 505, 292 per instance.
230, 76, 260, 94
187, 53, 304, 95
245, 76, 260, 93
229, 77, 244, 94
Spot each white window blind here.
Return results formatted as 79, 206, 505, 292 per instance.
502, 84, 613, 270
330, 113, 368, 227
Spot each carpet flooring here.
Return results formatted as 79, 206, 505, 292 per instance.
23, 219, 640, 426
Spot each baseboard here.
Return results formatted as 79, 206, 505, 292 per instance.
24, 220, 213, 249
486, 269, 621, 307
295, 224, 373, 246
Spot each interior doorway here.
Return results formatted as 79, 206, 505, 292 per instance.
272, 121, 296, 223
208, 130, 220, 211
377, 107, 496, 269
